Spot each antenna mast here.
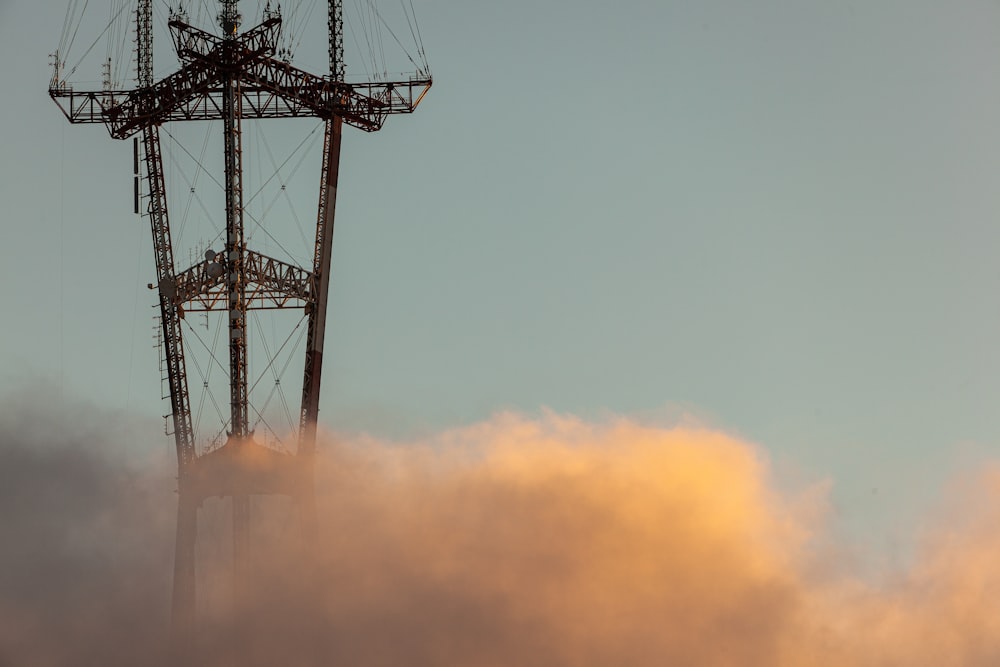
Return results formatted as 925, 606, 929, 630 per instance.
137, 0, 153, 88
330, 0, 345, 81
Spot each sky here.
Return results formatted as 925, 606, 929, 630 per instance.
3, 0, 1000, 586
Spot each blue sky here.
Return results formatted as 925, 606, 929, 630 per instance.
3, 0, 1000, 555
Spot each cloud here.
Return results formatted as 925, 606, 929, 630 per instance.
0, 390, 174, 667
305, 412, 818, 667
2, 396, 1000, 666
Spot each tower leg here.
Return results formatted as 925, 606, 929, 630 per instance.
299, 115, 344, 538
142, 115, 197, 664
232, 493, 250, 606
170, 491, 197, 660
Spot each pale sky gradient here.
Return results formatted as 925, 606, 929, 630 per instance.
3, 0, 1000, 556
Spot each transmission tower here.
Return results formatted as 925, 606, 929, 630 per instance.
49, 0, 431, 656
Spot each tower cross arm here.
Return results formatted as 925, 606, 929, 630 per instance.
108, 58, 224, 138
169, 15, 281, 66
50, 55, 223, 139
49, 86, 131, 126
51, 63, 430, 139
348, 77, 433, 120
241, 56, 432, 131
51, 15, 279, 139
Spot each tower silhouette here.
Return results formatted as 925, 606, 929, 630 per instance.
49, 0, 431, 656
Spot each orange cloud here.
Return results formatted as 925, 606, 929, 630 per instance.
302, 413, 821, 666
5, 407, 1000, 666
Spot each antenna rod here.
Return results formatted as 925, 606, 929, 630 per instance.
133, 138, 140, 215
137, 0, 153, 88
220, 0, 241, 37
330, 0, 344, 80
217, 0, 252, 602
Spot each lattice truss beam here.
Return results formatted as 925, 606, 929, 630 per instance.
170, 250, 314, 311
49, 14, 431, 138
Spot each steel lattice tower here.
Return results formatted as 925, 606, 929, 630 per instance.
49, 0, 430, 656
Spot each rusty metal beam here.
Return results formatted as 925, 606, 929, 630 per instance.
171, 250, 314, 311
49, 74, 431, 138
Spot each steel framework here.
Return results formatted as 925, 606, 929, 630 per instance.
49, 0, 430, 657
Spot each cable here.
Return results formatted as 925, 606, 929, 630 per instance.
193, 312, 225, 439
59, 0, 79, 53
66, 1, 131, 79
64, 0, 91, 60
272, 320, 307, 433
163, 127, 226, 191
183, 318, 231, 445
184, 317, 232, 379
401, 0, 419, 67
249, 312, 305, 435
172, 124, 215, 246
244, 208, 300, 266
371, 0, 421, 73
410, 0, 427, 67
247, 312, 305, 397
256, 125, 316, 251
344, 13, 373, 78
244, 122, 321, 207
